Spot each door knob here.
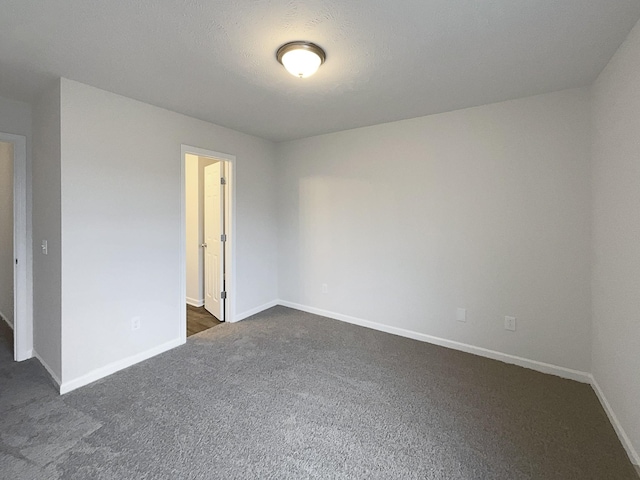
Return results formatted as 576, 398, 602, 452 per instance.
201, 243, 207, 248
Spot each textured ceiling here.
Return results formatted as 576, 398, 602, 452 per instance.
1, 1, 639, 142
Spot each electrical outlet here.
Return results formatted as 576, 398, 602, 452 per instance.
456, 308, 467, 322
504, 316, 516, 331
322, 284, 328, 294
131, 316, 141, 331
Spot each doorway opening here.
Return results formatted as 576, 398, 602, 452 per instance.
181, 146, 235, 341
0, 132, 30, 361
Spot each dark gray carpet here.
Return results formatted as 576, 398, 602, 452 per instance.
1, 306, 637, 479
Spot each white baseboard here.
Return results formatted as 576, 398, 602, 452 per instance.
57, 299, 277, 394
278, 301, 640, 466
278, 300, 592, 384
590, 377, 640, 466
60, 337, 184, 394
186, 297, 204, 308
0, 310, 13, 329
234, 299, 279, 323
33, 349, 62, 387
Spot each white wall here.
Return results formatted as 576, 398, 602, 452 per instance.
0, 95, 31, 137
591, 18, 640, 462
0, 142, 13, 326
59, 78, 278, 386
277, 88, 592, 372
32, 80, 62, 379
0, 95, 32, 344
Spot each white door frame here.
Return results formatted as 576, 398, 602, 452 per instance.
180, 145, 236, 344
0, 132, 32, 361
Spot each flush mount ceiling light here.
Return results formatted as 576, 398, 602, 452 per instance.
276, 41, 326, 78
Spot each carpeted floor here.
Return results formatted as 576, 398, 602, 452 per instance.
1, 306, 637, 479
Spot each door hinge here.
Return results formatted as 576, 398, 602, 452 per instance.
221, 291, 227, 299
221, 177, 227, 185
15, 259, 18, 265
221, 234, 227, 242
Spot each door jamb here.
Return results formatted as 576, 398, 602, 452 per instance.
0, 132, 31, 361
180, 145, 235, 344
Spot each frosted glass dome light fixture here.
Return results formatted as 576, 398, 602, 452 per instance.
276, 41, 326, 78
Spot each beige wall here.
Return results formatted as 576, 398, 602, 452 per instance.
185, 154, 218, 304
0, 141, 13, 326
185, 153, 200, 304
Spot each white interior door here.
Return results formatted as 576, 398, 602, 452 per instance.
204, 162, 224, 320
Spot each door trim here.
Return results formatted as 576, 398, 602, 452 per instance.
0, 132, 31, 361
180, 145, 236, 344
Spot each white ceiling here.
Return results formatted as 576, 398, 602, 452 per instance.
1, 1, 639, 142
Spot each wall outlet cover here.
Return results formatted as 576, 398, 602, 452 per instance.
505, 316, 516, 331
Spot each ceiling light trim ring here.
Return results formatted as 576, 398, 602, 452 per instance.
276, 41, 326, 66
